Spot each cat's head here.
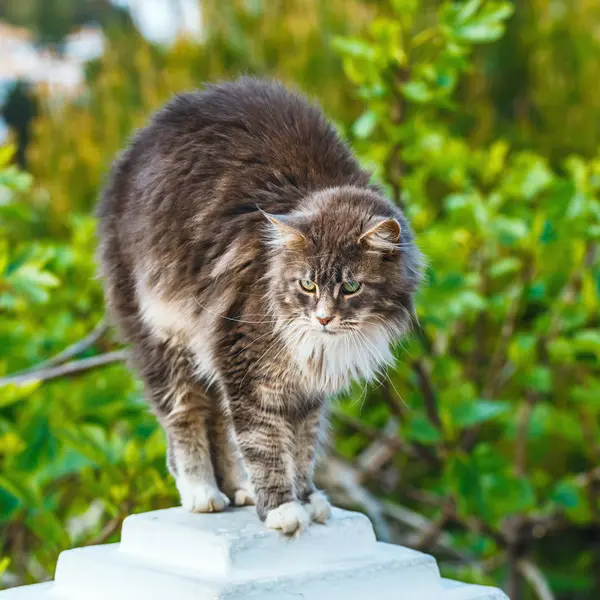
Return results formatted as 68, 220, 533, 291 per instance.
262, 186, 422, 357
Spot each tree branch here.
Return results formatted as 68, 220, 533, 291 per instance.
25, 318, 109, 372
515, 391, 537, 477
0, 350, 128, 387
519, 560, 555, 600
330, 407, 438, 466
84, 514, 124, 547
317, 456, 392, 541
413, 359, 441, 430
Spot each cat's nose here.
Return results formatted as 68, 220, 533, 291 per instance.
317, 316, 334, 327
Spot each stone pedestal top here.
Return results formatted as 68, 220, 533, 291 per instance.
1, 506, 509, 600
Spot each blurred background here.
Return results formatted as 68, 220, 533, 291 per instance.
0, 1, 599, 599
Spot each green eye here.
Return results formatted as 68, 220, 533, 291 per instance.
299, 279, 317, 292
341, 280, 361, 295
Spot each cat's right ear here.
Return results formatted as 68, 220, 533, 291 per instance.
260, 210, 307, 249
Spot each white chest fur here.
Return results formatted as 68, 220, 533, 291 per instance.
289, 327, 395, 394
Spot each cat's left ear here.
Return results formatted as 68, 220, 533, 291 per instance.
260, 210, 307, 249
359, 217, 401, 253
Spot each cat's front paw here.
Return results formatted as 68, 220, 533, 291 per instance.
177, 478, 230, 513
305, 490, 332, 524
265, 501, 310, 535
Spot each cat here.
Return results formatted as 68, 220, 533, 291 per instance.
97, 77, 421, 535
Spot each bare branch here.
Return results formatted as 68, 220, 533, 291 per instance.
0, 350, 128, 387
519, 560, 555, 600
330, 407, 437, 466
413, 360, 441, 430
505, 550, 523, 600
29, 318, 109, 372
515, 391, 537, 477
85, 515, 124, 547
331, 408, 405, 453
356, 418, 401, 480
382, 500, 470, 562
317, 456, 391, 541
412, 508, 452, 552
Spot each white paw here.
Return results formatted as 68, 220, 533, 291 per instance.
306, 491, 332, 524
233, 488, 255, 506
177, 478, 230, 513
265, 501, 310, 535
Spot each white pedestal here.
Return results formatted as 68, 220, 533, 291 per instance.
1, 507, 509, 599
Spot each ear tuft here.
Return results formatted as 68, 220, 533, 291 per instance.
261, 210, 307, 249
359, 217, 401, 252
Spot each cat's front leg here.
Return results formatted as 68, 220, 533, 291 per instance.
294, 403, 332, 524
229, 386, 310, 535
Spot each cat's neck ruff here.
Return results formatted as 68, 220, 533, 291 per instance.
285, 326, 395, 394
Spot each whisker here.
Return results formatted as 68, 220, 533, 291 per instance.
354, 328, 408, 409
193, 296, 280, 324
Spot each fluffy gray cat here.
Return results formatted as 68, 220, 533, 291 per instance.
97, 77, 421, 535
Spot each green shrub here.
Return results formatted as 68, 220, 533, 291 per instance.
332, 1, 600, 597
0, 146, 175, 584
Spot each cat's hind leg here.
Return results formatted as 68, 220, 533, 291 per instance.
167, 408, 230, 513
209, 402, 255, 507
139, 341, 229, 513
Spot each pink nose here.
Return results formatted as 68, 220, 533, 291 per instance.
317, 316, 334, 327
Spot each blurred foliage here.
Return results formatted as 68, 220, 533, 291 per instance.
1, 1, 599, 599
466, 0, 600, 161
0, 0, 133, 45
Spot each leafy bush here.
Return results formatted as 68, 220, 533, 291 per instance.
0, 146, 176, 585
1, 1, 599, 599
331, 1, 600, 597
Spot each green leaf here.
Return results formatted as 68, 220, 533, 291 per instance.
489, 257, 521, 278
0, 382, 40, 409
0, 145, 16, 168
572, 330, 600, 357
483, 473, 536, 515
331, 37, 376, 60
446, 454, 489, 519
476, 3, 515, 26
551, 480, 583, 510
0, 474, 41, 508
528, 366, 552, 393
0, 488, 20, 524
454, 22, 505, 43
405, 415, 443, 444
16, 415, 59, 471
452, 399, 511, 428
352, 110, 378, 139
456, 0, 483, 24
402, 81, 433, 103
493, 217, 528, 245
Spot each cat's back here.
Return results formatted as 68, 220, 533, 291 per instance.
99, 78, 369, 264
126, 77, 365, 196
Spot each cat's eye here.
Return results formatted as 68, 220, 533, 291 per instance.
341, 280, 361, 295
299, 279, 317, 293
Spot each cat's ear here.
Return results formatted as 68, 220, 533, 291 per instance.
261, 210, 307, 249
359, 217, 401, 253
